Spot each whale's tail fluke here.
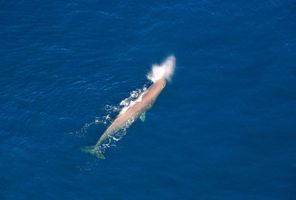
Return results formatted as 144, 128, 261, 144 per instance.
81, 145, 105, 159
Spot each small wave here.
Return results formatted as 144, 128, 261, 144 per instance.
72, 115, 110, 137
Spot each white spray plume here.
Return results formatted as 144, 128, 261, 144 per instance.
147, 55, 176, 83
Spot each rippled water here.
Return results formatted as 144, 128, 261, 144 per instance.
1, 1, 296, 199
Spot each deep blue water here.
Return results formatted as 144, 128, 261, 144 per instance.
1, 0, 296, 199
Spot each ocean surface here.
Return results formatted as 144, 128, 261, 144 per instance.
1, 0, 296, 199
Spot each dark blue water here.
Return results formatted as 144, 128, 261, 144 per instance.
1, 1, 296, 199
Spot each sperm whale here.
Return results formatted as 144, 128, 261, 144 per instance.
82, 56, 175, 159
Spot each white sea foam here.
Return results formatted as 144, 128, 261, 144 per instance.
119, 89, 147, 115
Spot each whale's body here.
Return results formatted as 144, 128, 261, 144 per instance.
82, 79, 166, 159
82, 56, 175, 159
97, 78, 166, 146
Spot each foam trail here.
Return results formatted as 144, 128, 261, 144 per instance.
147, 55, 176, 83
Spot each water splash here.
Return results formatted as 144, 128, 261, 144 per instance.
147, 55, 176, 83
119, 87, 148, 115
